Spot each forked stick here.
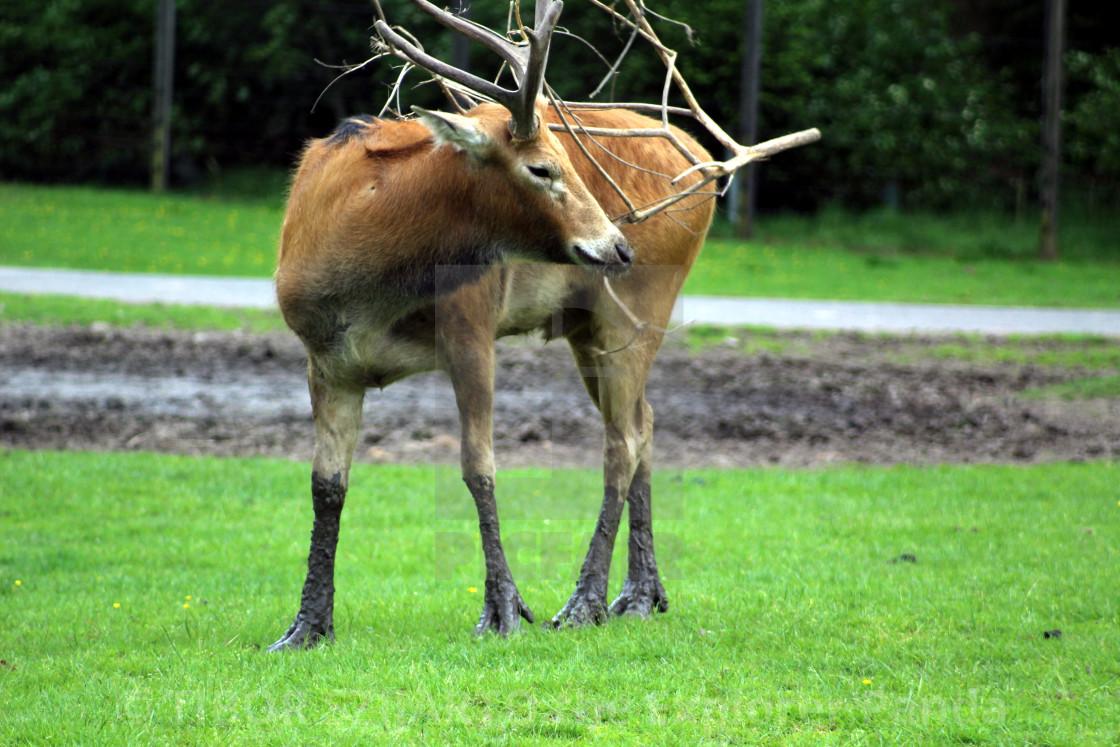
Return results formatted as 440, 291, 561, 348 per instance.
370, 0, 820, 224
374, 0, 563, 139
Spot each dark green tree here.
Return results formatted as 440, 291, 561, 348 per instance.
1, 0, 1115, 214
0, 0, 153, 182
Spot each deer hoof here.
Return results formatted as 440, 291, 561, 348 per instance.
609, 578, 669, 618
267, 617, 334, 652
474, 582, 534, 636
548, 592, 610, 629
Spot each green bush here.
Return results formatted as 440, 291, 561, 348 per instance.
1066, 47, 1120, 207
0, 0, 152, 182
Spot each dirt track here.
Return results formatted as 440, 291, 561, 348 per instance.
2, 324, 1118, 468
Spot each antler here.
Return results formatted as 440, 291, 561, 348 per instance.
373, 0, 563, 140
545, 0, 821, 224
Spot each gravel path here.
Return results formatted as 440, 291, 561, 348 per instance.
4, 265, 1119, 336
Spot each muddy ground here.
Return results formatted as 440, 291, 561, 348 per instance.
2, 323, 1118, 468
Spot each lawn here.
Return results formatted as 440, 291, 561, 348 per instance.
686, 237, 1120, 308
0, 290, 287, 333
2, 450, 1117, 744
4, 178, 1118, 742
3, 181, 1119, 309
0, 182, 281, 277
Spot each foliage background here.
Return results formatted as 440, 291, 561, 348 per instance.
1, 0, 1117, 216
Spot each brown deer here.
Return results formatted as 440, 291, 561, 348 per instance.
269, 0, 715, 650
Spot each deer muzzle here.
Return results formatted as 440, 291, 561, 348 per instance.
570, 227, 632, 275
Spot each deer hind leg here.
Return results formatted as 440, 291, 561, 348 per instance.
269, 362, 364, 651
441, 311, 534, 635
550, 334, 664, 627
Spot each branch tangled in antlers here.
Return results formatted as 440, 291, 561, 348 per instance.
365, 0, 820, 226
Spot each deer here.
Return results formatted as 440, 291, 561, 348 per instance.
269, 0, 818, 650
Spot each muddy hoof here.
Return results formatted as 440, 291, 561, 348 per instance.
613, 577, 663, 618
474, 580, 534, 636
609, 591, 667, 618
267, 617, 333, 652
549, 593, 610, 629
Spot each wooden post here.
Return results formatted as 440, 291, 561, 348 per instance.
735, 0, 763, 238
1039, 0, 1065, 260
151, 0, 176, 192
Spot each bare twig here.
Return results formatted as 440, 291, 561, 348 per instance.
589, 23, 639, 100
374, 0, 564, 139
547, 91, 674, 179
311, 54, 384, 113
555, 27, 615, 74
593, 276, 690, 356
371, 0, 821, 224
549, 102, 694, 118
639, 0, 698, 43
546, 88, 638, 217
376, 60, 416, 118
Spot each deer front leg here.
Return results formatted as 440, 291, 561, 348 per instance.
551, 342, 659, 628
550, 413, 638, 627
609, 431, 668, 617
464, 474, 534, 635
552, 413, 667, 626
269, 368, 364, 651
549, 479, 626, 627
444, 331, 533, 635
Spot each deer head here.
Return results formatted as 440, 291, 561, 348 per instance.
411, 100, 632, 273
372, 0, 631, 273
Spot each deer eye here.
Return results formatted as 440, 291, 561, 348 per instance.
526, 164, 553, 180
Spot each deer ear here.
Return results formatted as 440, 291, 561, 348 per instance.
412, 106, 491, 155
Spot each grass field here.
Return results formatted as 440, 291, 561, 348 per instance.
3, 178, 1119, 743
2, 450, 1118, 744
3, 181, 1119, 308
686, 238, 1120, 308
717, 205, 1120, 263
0, 290, 287, 333
0, 183, 280, 277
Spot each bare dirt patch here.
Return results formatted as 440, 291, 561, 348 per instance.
2, 323, 1118, 468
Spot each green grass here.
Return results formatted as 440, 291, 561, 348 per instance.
2, 450, 1118, 744
684, 237, 1120, 308
726, 205, 1120, 263
177, 166, 291, 208
0, 182, 281, 277
690, 206, 1120, 307
922, 335, 1120, 370
1025, 374, 1120, 400
0, 291, 288, 333
680, 323, 797, 355
4, 181, 1120, 308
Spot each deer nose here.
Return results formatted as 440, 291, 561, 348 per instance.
569, 227, 632, 274
571, 238, 633, 274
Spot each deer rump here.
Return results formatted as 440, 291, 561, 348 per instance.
269, 101, 715, 650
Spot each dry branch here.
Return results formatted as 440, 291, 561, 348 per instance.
369, 0, 820, 225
